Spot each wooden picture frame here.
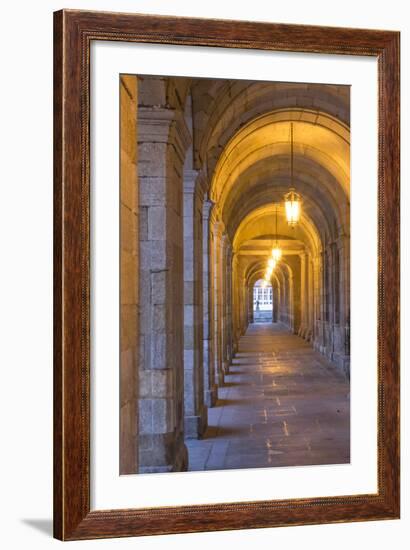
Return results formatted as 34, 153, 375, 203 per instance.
54, 9, 400, 540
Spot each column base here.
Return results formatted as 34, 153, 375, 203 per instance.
138, 432, 188, 473
204, 385, 218, 407
217, 370, 225, 387
184, 407, 208, 439
332, 353, 351, 379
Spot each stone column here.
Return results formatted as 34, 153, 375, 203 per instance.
231, 253, 240, 354
241, 274, 248, 335
221, 234, 232, 376
183, 170, 207, 438
314, 250, 325, 353
211, 220, 224, 386
248, 285, 254, 324
307, 256, 315, 341
137, 96, 190, 473
225, 246, 233, 364
298, 251, 308, 339
272, 279, 278, 322
289, 271, 295, 332
334, 233, 350, 374
202, 199, 217, 406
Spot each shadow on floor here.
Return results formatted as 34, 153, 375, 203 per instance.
205, 425, 245, 438
214, 397, 246, 407
21, 519, 53, 537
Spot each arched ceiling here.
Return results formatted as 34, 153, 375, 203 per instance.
191, 81, 350, 170
210, 110, 350, 207
247, 259, 293, 290
222, 154, 349, 239
139, 76, 351, 295
233, 205, 319, 256
174, 78, 350, 280
207, 108, 349, 261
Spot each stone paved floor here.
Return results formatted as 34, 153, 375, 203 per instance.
186, 323, 350, 471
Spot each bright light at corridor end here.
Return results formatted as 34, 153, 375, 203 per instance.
268, 258, 276, 269
284, 188, 301, 226
271, 246, 282, 262
264, 258, 276, 282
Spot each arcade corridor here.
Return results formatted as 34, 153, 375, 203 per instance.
119, 75, 351, 474
186, 323, 350, 471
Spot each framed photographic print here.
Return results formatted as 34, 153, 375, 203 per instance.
54, 9, 400, 540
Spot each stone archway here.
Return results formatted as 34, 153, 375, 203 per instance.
252, 278, 273, 323
119, 75, 351, 474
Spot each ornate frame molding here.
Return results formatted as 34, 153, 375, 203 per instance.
54, 9, 400, 540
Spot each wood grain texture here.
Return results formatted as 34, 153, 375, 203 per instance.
53, 9, 400, 541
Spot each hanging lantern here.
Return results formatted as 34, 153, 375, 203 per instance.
284, 122, 301, 227
284, 187, 301, 226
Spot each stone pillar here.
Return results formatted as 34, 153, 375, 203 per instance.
289, 272, 295, 332
225, 247, 233, 364
307, 256, 315, 341
183, 170, 207, 438
338, 233, 350, 333
314, 250, 325, 353
298, 251, 308, 339
137, 92, 190, 472
248, 285, 254, 324
272, 280, 278, 322
241, 275, 248, 334
211, 219, 224, 386
120, 76, 139, 474
221, 234, 232, 376
202, 199, 217, 407
280, 257, 299, 333
334, 233, 350, 374
231, 253, 240, 354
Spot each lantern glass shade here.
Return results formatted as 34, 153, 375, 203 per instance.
284, 189, 301, 226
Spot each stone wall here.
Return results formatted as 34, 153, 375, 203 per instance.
136, 77, 190, 473
120, 76, 139, 474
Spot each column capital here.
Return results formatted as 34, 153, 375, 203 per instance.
202, 197, 215, 220
183, 169, 199, 193
138, 106, 191, 163
138, 106, 176, 140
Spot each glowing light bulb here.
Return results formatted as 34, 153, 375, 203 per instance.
284, 189, 301, 226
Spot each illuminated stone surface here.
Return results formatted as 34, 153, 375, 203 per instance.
187, 323, 350, 471
119, 76, 351, 474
